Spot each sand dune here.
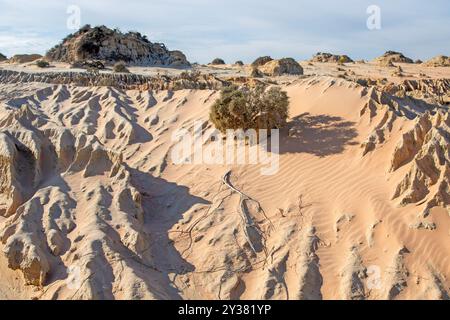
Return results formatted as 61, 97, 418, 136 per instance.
0, 61, 448, 300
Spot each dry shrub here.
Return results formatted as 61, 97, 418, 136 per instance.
210, 85, 289, 133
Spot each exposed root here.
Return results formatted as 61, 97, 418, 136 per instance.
222, 170, 272, 256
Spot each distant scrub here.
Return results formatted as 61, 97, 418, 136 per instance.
71, 60, 105, 70
36, 60, 50, 68
210, 85, 289, 133
113, 61, 130, 73
338, 55, 348, 65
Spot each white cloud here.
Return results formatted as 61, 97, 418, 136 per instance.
0, 32, 56, 57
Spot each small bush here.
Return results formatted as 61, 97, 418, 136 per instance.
113, 62, 130, 73
337, 56, 347, 65
36, 60, 50, 68
72, 60, 105, 70
338, 55, 353, 64
210, 85, 289, 133
210, 58, 226, 65
235, 60, 244, 66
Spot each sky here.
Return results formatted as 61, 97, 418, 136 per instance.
0, 0, 449, 63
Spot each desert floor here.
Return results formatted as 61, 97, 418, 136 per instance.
0, 60, 448, 300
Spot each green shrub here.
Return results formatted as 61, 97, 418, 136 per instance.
338, 55, 352, 64
36, 60, 50, 68
113, 61, 130, 73
234, 60, 244, 66
210, 85, 289, 133
337, 56, 346, 65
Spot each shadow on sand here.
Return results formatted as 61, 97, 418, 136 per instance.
129, 167, 211, 299
279, 113, 359, 157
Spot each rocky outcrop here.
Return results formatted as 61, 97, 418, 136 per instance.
210, 58, 226, 65
390, 112, 450, 216
423, 55, 450, 67
8, 54, 43, 64
0, 53, 7, 62
310, 52, 353, 63
373, 51, 413, 65
358, 82, 449, 217
251, 56, 273, 67
46, 25, 189, 67
259, 58, 303, 76
384, 79, 450, 102
356, 78, 450, 106
360, 88, 398, 156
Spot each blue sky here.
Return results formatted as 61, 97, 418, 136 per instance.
0, 0, 449, 63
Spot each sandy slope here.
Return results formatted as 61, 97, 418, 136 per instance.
0, 63, 448, 300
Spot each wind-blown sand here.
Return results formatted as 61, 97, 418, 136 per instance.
0, 60, 448, 300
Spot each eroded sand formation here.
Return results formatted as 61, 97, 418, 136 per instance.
310, 52, 353, 63
46, 25, 189, 67
0, 69, 228, 91
0, 60, 448, 300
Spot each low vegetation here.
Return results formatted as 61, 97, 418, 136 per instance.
36, 60, 50, 68
210, 85, 289, 133
338, 55, 348, 65
71, 60, 105, 70
113, 61, 130, 73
